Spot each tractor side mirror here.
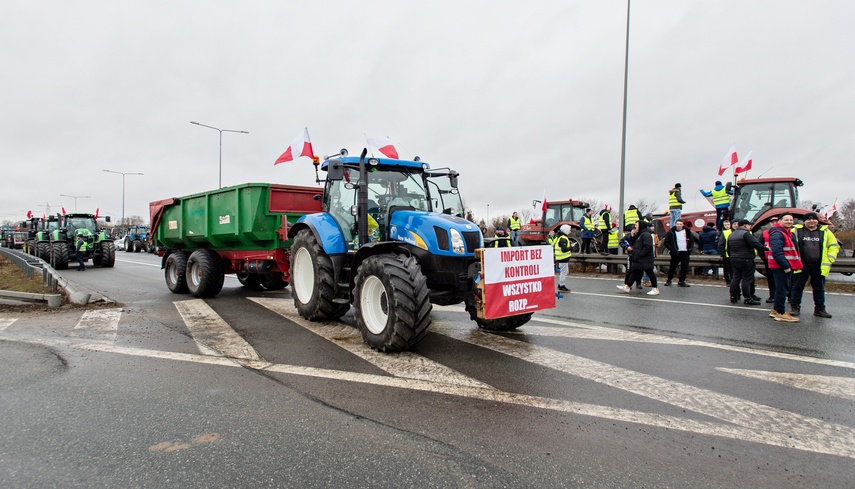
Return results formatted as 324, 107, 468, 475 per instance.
449, 173, 458, 188
105, 216, 111, 223
327, 160, 344, 181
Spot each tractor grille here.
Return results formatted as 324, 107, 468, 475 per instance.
434, 226, 449, 251
463, 231, 481, 253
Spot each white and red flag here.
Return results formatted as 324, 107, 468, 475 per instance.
824, 199, 838, 220
734, 150, 753, 174
94, 208, 99, 220
718, 145, 738, 176
61, 207, 67, 215
26, 210, 32, 219
274, 127, 314, 165
367, 136, 399, 159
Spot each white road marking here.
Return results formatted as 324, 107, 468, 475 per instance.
428, 318, 855, 458
718, 368, 855, 402
521, 316, 855, 370
10, 335, 855, 460
115, 258, 161, 268
0, 318, 17, 331
567, 290, 772, 312
72, 309, 121, 343
249, 297, 495, 390
174, 299, 262, 361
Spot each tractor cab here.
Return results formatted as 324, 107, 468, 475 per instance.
730, 177, 802, 223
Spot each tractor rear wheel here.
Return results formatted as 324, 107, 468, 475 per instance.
290, 229, 349, 320
165, 252, 189, 294
133, 240, 142, 253
51, 242, 69, 270
465, 299, 533, 332
354, 254, 432, 352
186, 249, 225, 298
37, 242, 50, 262
100, 242, 116, 268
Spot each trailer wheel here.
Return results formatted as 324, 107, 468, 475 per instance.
37, 242, 50, 261
258, 272, 287, 290
465, 300, 533, 332
236, 270, 260, 287
165, 252, 189, 294
51, 242, 69, 270
290, 229, 349, 320
354, 254, 432, 352
100, 241, 116, 268
186, 249, 225, 298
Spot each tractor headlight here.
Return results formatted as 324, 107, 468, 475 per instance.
450, 228, 465, 255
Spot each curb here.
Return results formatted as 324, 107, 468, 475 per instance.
0, 248, 94, 306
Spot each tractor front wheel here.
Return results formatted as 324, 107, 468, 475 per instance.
51, 242, 69, 270
290, 229, 349, 320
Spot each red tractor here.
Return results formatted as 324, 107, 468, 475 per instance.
518, 198, 591, 252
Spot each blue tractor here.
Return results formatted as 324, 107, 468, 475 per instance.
288, 149, 533, 352
122, 225, 150, 252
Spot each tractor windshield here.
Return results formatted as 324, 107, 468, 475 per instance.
425, 172, 464, 217
65, 217, 97, 235
731, 182, 797, 223
543, 204, 581, 228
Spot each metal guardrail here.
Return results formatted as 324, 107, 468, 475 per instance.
567, 253, 855, 274
0, 247, 91, 305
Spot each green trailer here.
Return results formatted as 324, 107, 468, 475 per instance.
150, 183, 322, 297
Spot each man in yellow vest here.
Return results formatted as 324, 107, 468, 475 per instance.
554, 224, 572, 292
789, 212, 839, 318
580, 208, 595, 254
597, 206, 613, 255
668, 183, 686, 229
701, 180, 734, 231
716, 219, 734, 285
507, 212, 521, 246
623, 205, 641, 233
491, 227, 512, 248
75, 234, 88, 271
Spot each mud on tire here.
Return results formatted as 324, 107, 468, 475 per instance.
186, 249, 225, 298
165, 252, 189, 294
290, 229, 349, 321
354, 254, 432, 352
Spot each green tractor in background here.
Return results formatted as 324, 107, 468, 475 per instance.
48, 212, 116, 270
25, 215, 60, 262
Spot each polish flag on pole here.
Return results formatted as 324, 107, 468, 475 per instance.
274, 127, 314, 165
734, 150, 753, 174
26, 210, 33, 219
367, 136, 399, 159
61, 207, 67, 215
824, 199, 838, 220
94, 208, 99, 220
718, 145, 738, 176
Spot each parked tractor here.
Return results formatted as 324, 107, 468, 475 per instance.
518, 198, 590, 251
25, 216, 60, 261
122, 225, 150, 252
151, 148, 541, 352
47, 213, 116, 269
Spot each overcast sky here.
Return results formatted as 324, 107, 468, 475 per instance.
2, 1, 853, 226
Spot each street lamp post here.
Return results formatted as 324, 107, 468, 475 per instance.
102, 170, 143, 228
190, 121, 249, 188
59, 194, 92, 212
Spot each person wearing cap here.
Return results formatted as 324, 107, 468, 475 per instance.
726, 219, 767, 305
491, 227, 512, 248
507, 212, 521, 246
579, 208, 595, 254
759, 216, 779, 303
766, 214, 802, 322
668, 183, 686, 229
789, 212, 839, 318
701, 180, 734, 231
597, 205, 613, 255
554, 224, 573, 292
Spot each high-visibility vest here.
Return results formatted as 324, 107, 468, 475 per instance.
581, 216, 594, 231
722, 229, 732, 257
792, 224, 840, 277
766, 226, 803, 270
491, 236, 511, 248
711, 187, 730, 206
668, 190, 682, 209
554, 235, 572, 260
597, 211, 611, 230
624, 209, 640, 227
77, 239, 88, 253
508, 217, 521, 231
608, 230, 619, 249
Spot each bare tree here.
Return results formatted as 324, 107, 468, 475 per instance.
520, 209, 532, 223
633, 198, 658, 216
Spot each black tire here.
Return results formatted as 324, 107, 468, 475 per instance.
133, 240, 141, 253
569, 236, 582, 255
125, 239, 132, 252
290, 229, 350, 320
100, 241, 116, 268
51, 242, 69, 270
353, 254, 432, 352
258, 272, 287, 290
465, 299, 533, 332
165, 252, 190, 294
236, 270, 261, 288
37, 242, 50, 262
186, 249, 225, 298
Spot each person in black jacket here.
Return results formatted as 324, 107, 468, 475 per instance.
662, 220, 694, 286
617, 221, 659, 295
726, 219, 768, 305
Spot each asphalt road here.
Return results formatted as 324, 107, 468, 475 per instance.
1, 250, 853, 487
